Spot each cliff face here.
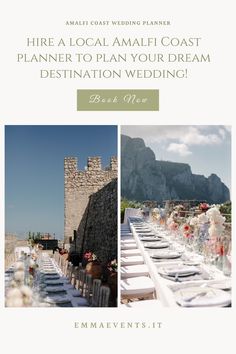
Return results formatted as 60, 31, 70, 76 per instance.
121, 135, 230, 203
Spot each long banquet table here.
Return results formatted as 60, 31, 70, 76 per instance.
128, 218, 231, 307
5, 252, 85, 307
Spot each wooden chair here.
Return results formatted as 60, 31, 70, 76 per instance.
53, 251, 59, 263
84, 273, 93, 301
58, 254, 63, 270
91, 279, 102, 307
66, 262, 74, 282
70, 266, 79, 287
121, 276, 155, 301
75, 269, 86, 294
62, 260, 69, 276
121, 264, 149, 279
98, 286, 110, 307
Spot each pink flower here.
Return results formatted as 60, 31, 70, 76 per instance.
184, 233, 193, 239
200, 203, 209, 211
169, 222, 178, 231
183, 224, 191, 232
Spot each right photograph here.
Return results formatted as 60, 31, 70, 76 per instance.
120, 125, 231, 308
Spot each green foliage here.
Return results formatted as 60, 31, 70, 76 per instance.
121, 198, 142, 223
27, 231, 42, 245
219, 201, 231, 222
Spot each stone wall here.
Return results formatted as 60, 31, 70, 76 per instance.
64, 156, 117, 247
76, 179, 117, 263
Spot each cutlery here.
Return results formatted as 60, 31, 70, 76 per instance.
184, 291, 208, 302
175, 273, 179, 282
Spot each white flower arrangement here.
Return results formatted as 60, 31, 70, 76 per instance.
190, 216, 199, 227
20, 285, 33, 306
15, 261, 25, 271
5, 288, 24, 307
29, 259, 36, 268
198, 213, 209, 224
206, 207, 226, 224
5, 285, 33, 307
206, 207, 225, 241
13, 270, 25, 283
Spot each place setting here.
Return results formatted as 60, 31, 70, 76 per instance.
43, 285, 67, 294
43, 294, 72, 306
139, 235, 163, 241
144, 241, 170, 249
42, 274, 61, 280
174, 285, 231, 307
135, 230, 153, 234
150, 250, 183, 261
43, 279, 65, 285
156, 264, 212, 282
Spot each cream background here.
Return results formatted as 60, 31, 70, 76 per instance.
0, 0, 234, 353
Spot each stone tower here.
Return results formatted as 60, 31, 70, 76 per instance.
64, 156, 117, 247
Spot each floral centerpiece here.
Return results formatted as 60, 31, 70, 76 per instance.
182, 223, 193, 239
206, 206, 226, 255
6, 261, 34, 307
168, 221, 179, 231
82, 250, 97, 265
83, 250, 102, 279
174, 204, 186, 217
107, 259, 117, 273
197, 209, 210, 244
167, 210, 182, 235
199, 203, 210, 212
29, 258, 38, 276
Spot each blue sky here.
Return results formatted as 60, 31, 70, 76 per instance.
121, 125, 231, 191
5, 125, 117, 239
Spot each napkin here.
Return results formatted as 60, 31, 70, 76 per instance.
175, 287, 231, 307
159, 265, 200, 276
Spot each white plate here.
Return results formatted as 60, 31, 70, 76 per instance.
44, 280, 64, 285
151, 252, 181, 259
45, 295, 71, 304
140, 237, 161, 241
209, 280, 231, 291
183, 261, 201, 266
41, 271, 58, 275
43, 267, 56, 270
43, 275, 60, 280
144, 242, 169, 249
159, 266, 200, 277
175, 286, 231, 307
45, 286, 65, 292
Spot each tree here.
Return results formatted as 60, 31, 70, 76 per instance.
121, 198, 142, 223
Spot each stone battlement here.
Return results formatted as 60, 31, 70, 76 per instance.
64, 156, 117, 172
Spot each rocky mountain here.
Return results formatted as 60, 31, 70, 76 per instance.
121, 135, 230, 203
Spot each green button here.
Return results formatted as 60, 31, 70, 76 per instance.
77, 90, 159, 111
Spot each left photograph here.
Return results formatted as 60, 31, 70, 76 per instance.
5, 125, 118, 307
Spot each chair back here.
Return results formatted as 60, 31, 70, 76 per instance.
98, 286, 110, 307
84, 273, 93, 302
76, 269, 86, 293
70, 266, 79, 287
91, 279, 102, 307
62, 260, 69, 276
